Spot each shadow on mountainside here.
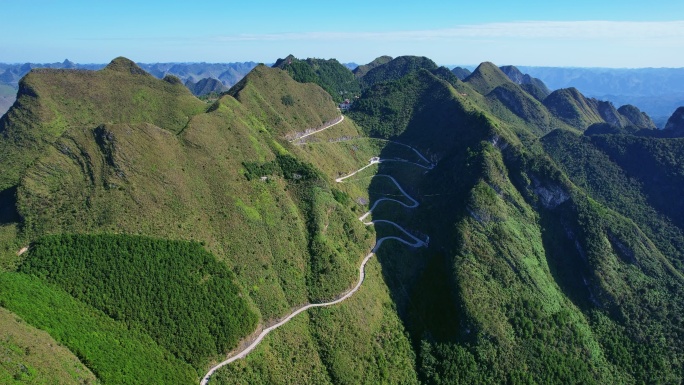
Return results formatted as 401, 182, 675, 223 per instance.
0, 186, 20, 225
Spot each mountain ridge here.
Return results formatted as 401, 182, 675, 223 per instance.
0, 54, 683, 385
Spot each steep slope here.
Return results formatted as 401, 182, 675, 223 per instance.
499, 65, 551, 101
349, 68, 483, 155
272, 55, 360, 102
617, 104, 656, 129
450, 66, 472, 80
542, 130, 684, 270
487, 82, 552, 132
430, 66, 465, 88
359, 56, 438, 88
596, 100, 630, 127
543, 87, 606, 130
0, 57, 206, 191
1, 59, 422, 384
2, 55, 682, 385
349, 64, 684, 384
664, 106, 684, 135
587, 134, 684, 232
353, 61, 564, 139
464, 62, 514, 95
227, 64, 339, 136
352, 55, 392, 78
0, 307, 98, 384
543, 87, 657, 132
186, 77, 229, 96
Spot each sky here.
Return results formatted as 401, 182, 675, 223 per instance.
1, 0, 683, 67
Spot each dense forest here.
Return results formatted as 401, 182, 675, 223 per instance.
273, 56, 361, 103
20, 234, 258, 368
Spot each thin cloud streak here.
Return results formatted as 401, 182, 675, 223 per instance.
213, 21, 684, 42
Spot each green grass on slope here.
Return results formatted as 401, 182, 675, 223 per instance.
542, 88, 604, 130
293, 115, 361, 144
348, 65, 623, 383
227, 65, 339, 137
486, 82, 553, 133
304, 186, 370, 301
12, 64, 370, 324
353, 55, 393, 79
0, 57, 414, 385
463, 62, 514, 95
0, 307, 98, 385
212, 257, 419, 385
0, 224, 22, 271
0, 57, 205, 191
19, 234, 258, 368
213, 315, 334, 385
349, 69, 510, 156
557, 194, 684, 384
0, 272, 197, 384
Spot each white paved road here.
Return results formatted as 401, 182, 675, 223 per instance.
289, 115, 344, 143
200, 136, 431, 385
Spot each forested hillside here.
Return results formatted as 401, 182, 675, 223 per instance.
1, 54, 683, 384
273, 55, 360, 102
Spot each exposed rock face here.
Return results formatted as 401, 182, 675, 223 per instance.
597, 100, 627, 127
531, 176, 570, 209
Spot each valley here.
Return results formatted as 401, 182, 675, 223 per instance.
0, 54, 683, 384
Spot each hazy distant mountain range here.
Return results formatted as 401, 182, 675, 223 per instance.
517, 66, 684, 127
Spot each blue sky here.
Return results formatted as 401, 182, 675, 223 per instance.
2, 0, 683, 67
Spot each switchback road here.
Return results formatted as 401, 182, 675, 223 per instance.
201, 135, 431, 385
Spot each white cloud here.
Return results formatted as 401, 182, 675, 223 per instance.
213, 21, 684, 42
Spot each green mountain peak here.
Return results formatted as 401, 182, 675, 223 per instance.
664, 106, 684, 135
465, 61, 514, 94
1, 54, 682, 385
360, 55, 438, 88
104, 56, 149, 76
353, 55, 393, 78
617, 104, 656, 130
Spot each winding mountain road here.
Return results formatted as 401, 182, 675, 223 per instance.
357, 175, 418, 221
288, 115, 345, 143
201, 140, 431, 385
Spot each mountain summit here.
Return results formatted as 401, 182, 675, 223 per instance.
664, 106, 684, 135
104, 56, 149, 75
1, 55, 683, 385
